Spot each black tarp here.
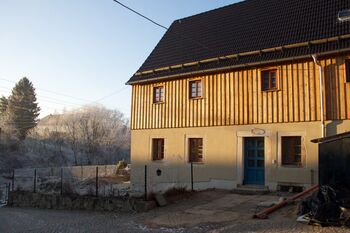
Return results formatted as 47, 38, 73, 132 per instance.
299, 132, 350, 227
298, 186, 350, 227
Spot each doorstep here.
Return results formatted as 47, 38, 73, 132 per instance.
232, 184, 270, 195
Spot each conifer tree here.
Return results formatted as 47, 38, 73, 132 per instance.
7, 77, 40, 140
0, 96, 7, 115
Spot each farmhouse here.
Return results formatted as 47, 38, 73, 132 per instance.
127, 0, 350, 194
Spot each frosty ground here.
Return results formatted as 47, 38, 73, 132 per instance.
0, 190, 348, 233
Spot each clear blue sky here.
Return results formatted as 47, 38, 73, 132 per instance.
0, 0, 238, 118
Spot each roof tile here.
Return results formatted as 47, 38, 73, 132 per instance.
128, 0, 350, 84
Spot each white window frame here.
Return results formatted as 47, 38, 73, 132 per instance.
188, 78, 204, 99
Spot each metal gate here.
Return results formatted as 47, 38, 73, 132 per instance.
0, 183, 10, 207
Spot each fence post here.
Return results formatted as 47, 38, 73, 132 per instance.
12, 169, 15, 191
6, 182, 11, 204
33, 169, 37, 193
95, 166, 99, 197
60, 168, 63, 195
144, 165, 147, 201
191, 162, 194, 192
7, 182, 10, 202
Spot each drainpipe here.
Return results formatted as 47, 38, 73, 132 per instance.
312, 55, 325, 138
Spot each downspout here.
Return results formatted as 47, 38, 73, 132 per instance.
312, 55, 325, 138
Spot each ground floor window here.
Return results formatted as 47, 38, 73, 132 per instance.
281, 136, 302, 167
152, 138, 164, 161
189, 138, 203, 163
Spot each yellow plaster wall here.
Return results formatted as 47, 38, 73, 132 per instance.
130, 120, 350, 193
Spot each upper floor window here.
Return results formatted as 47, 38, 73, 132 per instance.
153, 86, 164, 103
346, 60, 350, 83
189, 80, 202, 98
261, 69, 277, 91
189, 138, 203, 163
152, 138, 164, 161
282, 136, 302, 167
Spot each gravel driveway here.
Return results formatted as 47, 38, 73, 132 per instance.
0, 190, 349, 233
0, 207, 217, 233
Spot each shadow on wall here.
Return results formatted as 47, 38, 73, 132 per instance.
326, 120, 343, 137
324, 60, 348, 123
130, 159, 320, 196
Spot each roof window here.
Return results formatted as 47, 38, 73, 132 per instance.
338, 10, 350, 22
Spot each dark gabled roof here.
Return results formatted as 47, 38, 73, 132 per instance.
127, 0, 350, 84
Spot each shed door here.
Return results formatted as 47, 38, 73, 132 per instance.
244, 137, 265, 185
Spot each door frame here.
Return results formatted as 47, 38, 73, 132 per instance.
236, 129, 272, 187
243, 137, 265, 185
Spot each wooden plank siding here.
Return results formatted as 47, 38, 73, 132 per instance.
130, 58, 350, 130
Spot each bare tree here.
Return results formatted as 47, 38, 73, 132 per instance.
61, 105, 130, 165
63, 112, 80, 165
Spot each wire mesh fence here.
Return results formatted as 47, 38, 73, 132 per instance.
11, 165, 130, 198
0, 183, 10, 206
141, 162, 207, 200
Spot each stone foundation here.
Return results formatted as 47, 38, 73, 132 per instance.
9, 191, 156, 212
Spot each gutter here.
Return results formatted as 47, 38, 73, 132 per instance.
312, 54, 325, 138
133, 34, 350, 78
126, 47, 350, 85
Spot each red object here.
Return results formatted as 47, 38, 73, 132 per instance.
253, 184, 319, 219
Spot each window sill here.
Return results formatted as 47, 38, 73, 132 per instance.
153, 102, 165, 105
262, 89, 280, 93
152, 159, 165, 162
189, 97, 203, 100
189, 162, 205, 165
280, 165, 304, 168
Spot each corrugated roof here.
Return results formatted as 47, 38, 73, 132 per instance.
128, 0, 350, 84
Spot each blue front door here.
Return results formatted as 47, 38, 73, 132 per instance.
244, 137, 265, 185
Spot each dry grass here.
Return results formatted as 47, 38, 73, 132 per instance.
164, 186, 190, 197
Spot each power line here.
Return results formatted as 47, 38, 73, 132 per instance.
0, 78, 93, 103
94, 86, 128, 102
2, 102, 58, 112
0, 76, 131, 117
0, 77, 130, 108
0, 86, 82, 107
112, 0, 168, 30
111, 0, 214, 54
0, 89, 129, 116
113, 1, 350, 69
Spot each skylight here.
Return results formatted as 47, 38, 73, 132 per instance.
338, 10, 350, 22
